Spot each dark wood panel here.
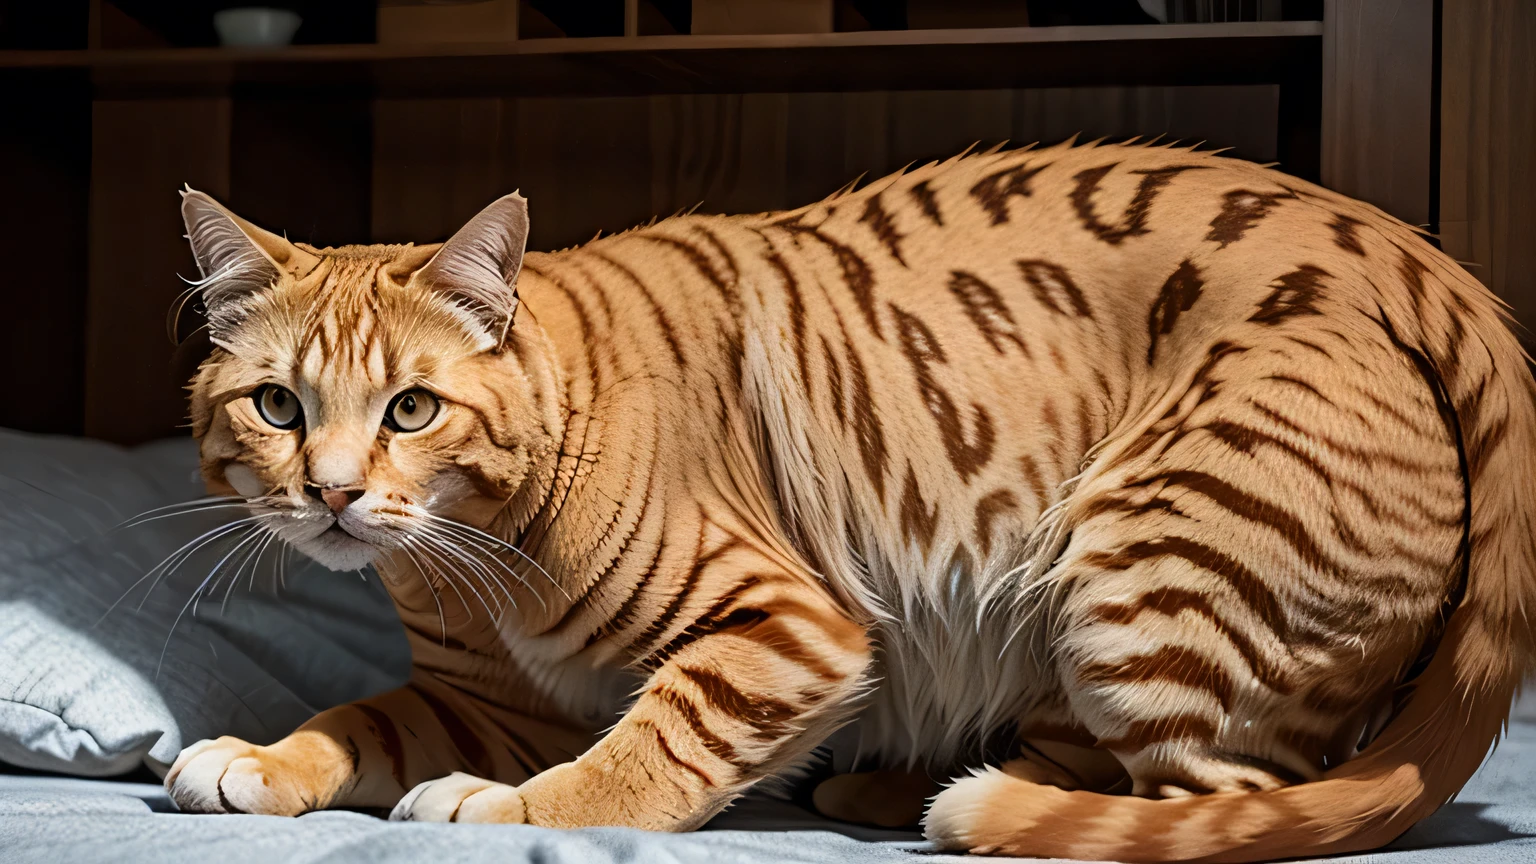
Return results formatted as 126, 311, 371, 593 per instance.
230, 97, 374, 247
85, 98, 230, 444
0, 22, 1322, 97
0, 84, 91, 434
371, 85, 1283, 254
371, 97, 511, 243
1319, 0, 1434, 226
1439, 0, 1536, 338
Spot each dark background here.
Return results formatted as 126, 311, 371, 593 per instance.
0, 1, 1529, 444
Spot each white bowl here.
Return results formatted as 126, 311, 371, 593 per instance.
213, 7, 303, 47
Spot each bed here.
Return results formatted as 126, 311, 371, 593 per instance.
2, 430, 1531, 863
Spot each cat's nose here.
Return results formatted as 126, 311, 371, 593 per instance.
310, 485, 363, 514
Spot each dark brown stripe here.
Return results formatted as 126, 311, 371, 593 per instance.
1070, 163, 1209, 245
720, 610, 845, 681
1251, 401, 1444, 474
550, 466, 654, 636
1205, 189, 1294, 248
653, 685, 742, 765
891, 303, 996, 480
352, 703, 406, 787
588, 251, 687, 368
1285, 334, 1334, 360
678, 664, 798, 732
1135, 471, 1337, 578
821, 336, 846, 430
970, 159, 1048, 225
948, 270, 1029, 356
767, 250, 811, 385
643, 720, 715, 786
343, 735, 361, 773
584, 510, 666, 648
773, 216, 882, 340
908, 180, 944, 226
544, 268, 608, 391
1374, 306, 1473, 683
635, 535, 739, 657
899, 462, 940, 557
1146, 259, 1203, 364
1080, 645, 1235, 711
1090, 587, 1292, 693
1075, 391, 1096, 456
647, 575, 765, 665
859, 192, 907, 266
1364, 389, 1432, 434
1020, 454, 1050, 511
973, 489, 1019, 557
1397, 247, 1431, 310
1263, 374, 1332, 406
1099, 713, 1218, 752
1468, 412, 1509, 477
1328, 212, 1367, 256
1250, 265, 1329, 326
692, 224, 741, 288
1041, 399, 1062, 449
844, 335, 889, 501
1080, 535, 1290, 638
410, 685, 496, 780
1017, 259, 1092, 319
640, 234, 739, 313
1191, 339, 1247, 405
1202, 419, 1329, 485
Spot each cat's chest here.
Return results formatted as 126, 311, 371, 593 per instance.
844, 583, 1055, 768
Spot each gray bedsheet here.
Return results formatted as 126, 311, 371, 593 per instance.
2, 693, 1532, 864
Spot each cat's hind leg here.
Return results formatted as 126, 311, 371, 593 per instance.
931, 326, 1466, 841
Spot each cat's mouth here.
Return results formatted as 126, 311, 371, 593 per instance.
294, 518, 382, 572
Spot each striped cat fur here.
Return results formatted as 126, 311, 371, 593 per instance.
163, 141, 1536, 862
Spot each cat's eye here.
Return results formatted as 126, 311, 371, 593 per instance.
385, 389, 440, 433
255, 384, 303, 430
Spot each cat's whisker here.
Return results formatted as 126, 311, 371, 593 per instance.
399, 541, 448, 645
95, 515, 273, 627
412, 534, 497, 624
416, 521, 532, 608
418, 521, 546, 616
226, 530, 279, 616
404, 535, 474, 621
437, 535, 519, 616
413, 509, 561, 596
422, 528, 512, 606
115, 499, 253, 531
158, 524, 268, 680
194, 525, 269, 620
416, 511, 566, 602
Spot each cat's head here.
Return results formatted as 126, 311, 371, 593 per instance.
182, 191, 563, 572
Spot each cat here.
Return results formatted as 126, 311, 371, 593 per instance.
163, 140, 1536, 862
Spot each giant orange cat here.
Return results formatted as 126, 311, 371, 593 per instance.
164, 141, 1536, 862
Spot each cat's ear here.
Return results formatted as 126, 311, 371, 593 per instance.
416, 192, 529, 347
180, 187, 321, 335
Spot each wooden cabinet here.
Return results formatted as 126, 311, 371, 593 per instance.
0, 1, 1524, 442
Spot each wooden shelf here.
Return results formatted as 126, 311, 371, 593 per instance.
0, 21, 1322, 97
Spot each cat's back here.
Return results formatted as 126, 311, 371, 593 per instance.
715, 141, 1403, 576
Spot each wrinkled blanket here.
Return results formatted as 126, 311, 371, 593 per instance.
2, 693, 1532, 864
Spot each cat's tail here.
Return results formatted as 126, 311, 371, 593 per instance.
924, 243, 1536, 863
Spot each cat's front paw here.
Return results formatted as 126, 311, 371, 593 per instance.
389, 772, 525, 823
165, 736, 315, 816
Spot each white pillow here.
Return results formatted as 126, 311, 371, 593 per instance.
0, 430, 410, 777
